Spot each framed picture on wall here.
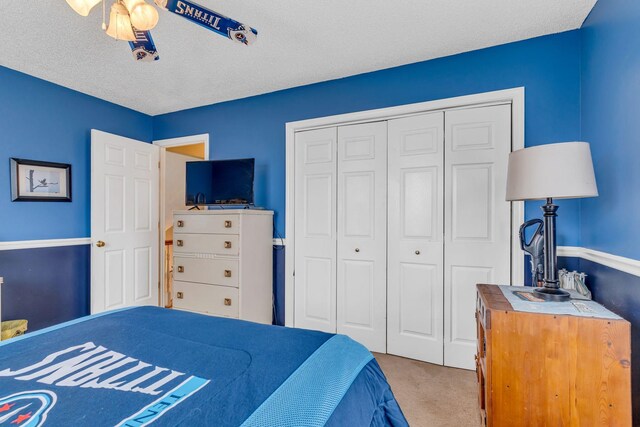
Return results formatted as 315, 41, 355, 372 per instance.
10, 158, 72, 202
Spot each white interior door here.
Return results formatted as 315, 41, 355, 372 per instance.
293, 127, 338, 333
337, 122, 387, 353
387, 112, 445, 364
91, 130, 160, 314
444, 105, 512, 369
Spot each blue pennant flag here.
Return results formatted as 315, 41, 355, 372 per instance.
129, 29, 160, 62
155, 0, 257, 45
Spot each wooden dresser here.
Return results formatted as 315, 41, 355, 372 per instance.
172, 209, 273, 324
476, 284, 631, 426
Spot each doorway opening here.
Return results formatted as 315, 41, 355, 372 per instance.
154, 135, 209, 308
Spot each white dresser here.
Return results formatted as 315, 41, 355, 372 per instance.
172, 209, 273, 324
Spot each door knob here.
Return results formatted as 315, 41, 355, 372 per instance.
415, 250, 421, 255
355, 248, 360, 253
96, 241, 106, 248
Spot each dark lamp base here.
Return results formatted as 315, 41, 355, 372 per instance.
533, 287, 571, 302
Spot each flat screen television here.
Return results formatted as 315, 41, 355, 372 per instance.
185, 158, 255, 206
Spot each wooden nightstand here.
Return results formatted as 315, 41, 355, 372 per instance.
476, 284, 631, 426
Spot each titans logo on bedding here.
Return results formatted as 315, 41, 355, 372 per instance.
0, 342, 209, 426
0, 391, 56, 427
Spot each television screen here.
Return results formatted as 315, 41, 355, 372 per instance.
185, 159, 255, 205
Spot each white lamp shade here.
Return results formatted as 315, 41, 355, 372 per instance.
506, 142, 598, 201
106, 3, 137, 41
66, 0, 102, 16
123, 0, 159, 31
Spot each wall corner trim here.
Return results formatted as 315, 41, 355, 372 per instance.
558, 246, 640, 277
0, 238, 92, 251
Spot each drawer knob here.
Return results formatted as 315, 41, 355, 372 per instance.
177, 266, 184, 273
177, 292, 184, 299
177, 220, 184, 228
355, 248, 360, 253
176, 240, 183, 247
224, 270, 232, 278
224, 220, 232, 228
415, 250, 421, 255
224, 241, 232, 249
224, 298, 232, 306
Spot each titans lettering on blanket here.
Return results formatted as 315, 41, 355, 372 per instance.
0, 342, 209, 426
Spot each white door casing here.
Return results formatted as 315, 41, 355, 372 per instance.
387, 112, 445, 364
293, 127, 338, 333
91, 130, 160, 314
336, 121, 387, 353
443, 105, 512, 369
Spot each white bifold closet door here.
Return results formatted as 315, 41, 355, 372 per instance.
443, 104, 512, 370
293, 127, 338, 333
336, 122, 388, 353
387, 112, 445, 364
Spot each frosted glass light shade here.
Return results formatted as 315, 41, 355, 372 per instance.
506, 142, 598, 201
123, 0, 159, 31
66, 0, 102, 16
106, 2, 136, 41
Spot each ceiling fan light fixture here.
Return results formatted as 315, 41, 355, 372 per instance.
65, 0, 102, 16
123, 0, 159, 31
106, 2, 137, 41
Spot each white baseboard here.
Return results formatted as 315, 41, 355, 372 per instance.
558, 246, 640, 278
0, 238, 91, 251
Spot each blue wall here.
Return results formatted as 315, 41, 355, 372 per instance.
0, 66, 152, 328
154, 31, 584, 245
578, 0, 640, 421
0, 65, 153, 242
0, 245, 90, 330
580, 0, 640, 259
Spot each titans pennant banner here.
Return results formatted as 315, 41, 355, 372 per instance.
154, 0, 257, 45
129, 30, 160, 62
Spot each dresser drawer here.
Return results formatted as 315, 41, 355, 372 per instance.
173, 256, 239, 287
173, 281, 239, 318
174, 234, 239, 256
174, 214, 239, 234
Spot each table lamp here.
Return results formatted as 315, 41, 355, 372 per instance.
506, 142, 598, 301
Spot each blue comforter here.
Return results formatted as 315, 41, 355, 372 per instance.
0, 307, 407, 426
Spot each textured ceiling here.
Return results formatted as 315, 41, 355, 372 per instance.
0, 0, 596, 115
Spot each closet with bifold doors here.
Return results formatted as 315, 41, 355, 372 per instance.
293, 103, 513, 369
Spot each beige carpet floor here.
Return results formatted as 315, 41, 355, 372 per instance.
374, 353, 480, 427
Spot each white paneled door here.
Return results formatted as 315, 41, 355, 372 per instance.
337, 122, 388, 353
294, 127, 338, 333
444, 105, 512, 369
387, 112, 445, 364
91, 130, 160, 314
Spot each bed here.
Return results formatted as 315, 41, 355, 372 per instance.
0, 307, 408, 426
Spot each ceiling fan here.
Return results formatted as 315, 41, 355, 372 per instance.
65, 0, 258, 62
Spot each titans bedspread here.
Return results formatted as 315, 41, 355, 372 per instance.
0, 307, 407, 426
